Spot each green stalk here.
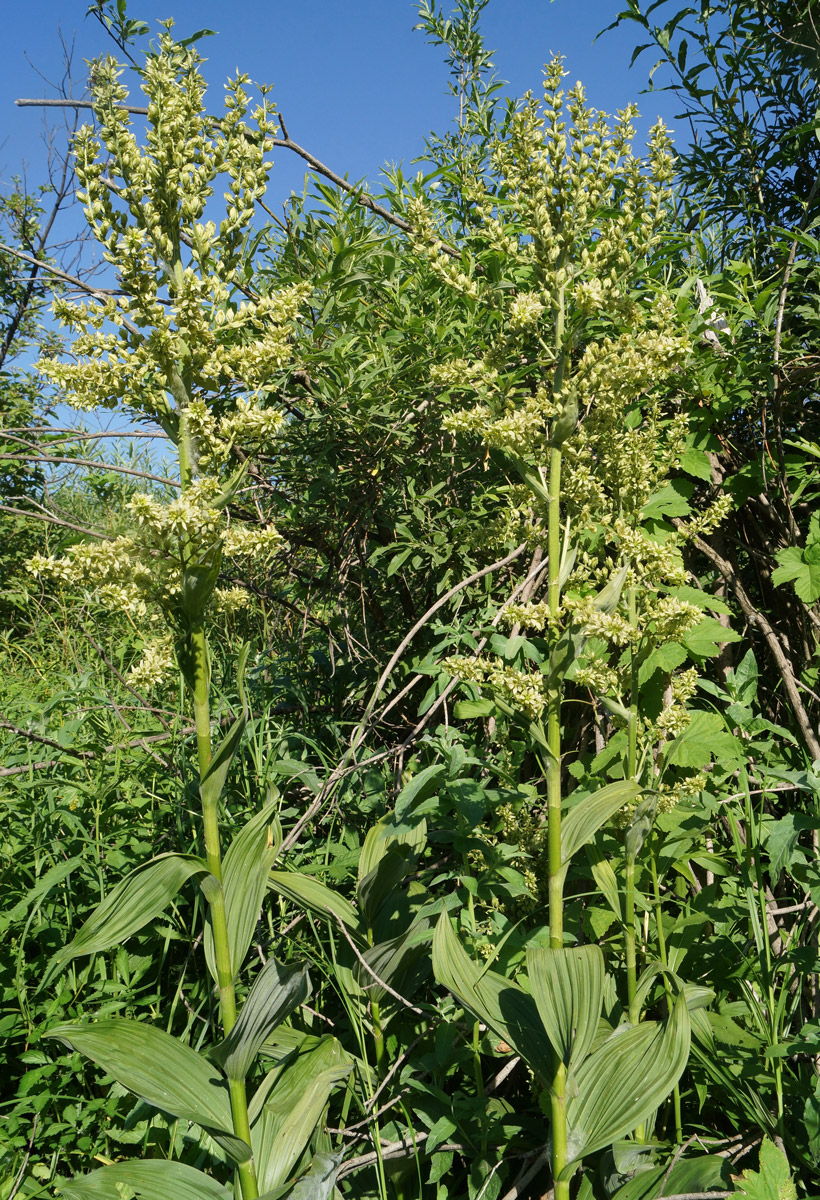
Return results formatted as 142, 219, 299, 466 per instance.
650, 846, 682, 1143
625, 584, 639, 1025
177, 402, 259, 1200
546, 289, 569, 1200
188, 623, 259, 1200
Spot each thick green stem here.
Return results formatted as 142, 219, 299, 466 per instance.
546, 291, 569, 1194
625, 855, 638, 1024
189, 619, 258, 1198
650, 848, 683, 1142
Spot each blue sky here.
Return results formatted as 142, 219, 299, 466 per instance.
2, 0, 682, 214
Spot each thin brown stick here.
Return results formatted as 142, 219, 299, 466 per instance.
334, 919, 425, 1017
15, 98, 459, 252
0, 452, 178, 489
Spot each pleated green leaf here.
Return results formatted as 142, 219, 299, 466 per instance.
561, 781, 641, 867
268, 871, 360, 933
46, 1019, 250, 1164
198, 645, 250, 814
58, 1160, 232, 1200
526, 944, 604, 1069
211, 957, 310, 1081
251, 1036, 352, 1194
46, 853, 208, 982
432, 913, 553, 1083
358, 812, 427, 886
563, 990, 691, 1176
256, 1151, 343, 1200
205, 801, 281, 980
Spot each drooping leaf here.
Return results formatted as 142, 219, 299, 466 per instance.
211, 958, 310, 1081
46, 853, 208, 982
358, 813, 427, 885
58, 1160, 233, 1200
562, 989, 690, 1174
432, 914, 552, 1083
256, 1151, 343, 1200
251, 1037, 351, 1194
561, 781, 641, 869
46, 1019, 249, 1163
527, 944, 604, 1070
268, 871, 360, 933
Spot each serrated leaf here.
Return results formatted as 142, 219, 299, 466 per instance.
58, 1160, 232, 1200
682, 615, 742, 659
211, 958, 310, 1081
734, 1136, 797, 1199
527, 944, 604, 1069
664, 710, 742, 768
772, 544, 820, 604
46, 1019, 249, 1163
432, 914, 553, 1083
46, 854, 208, 982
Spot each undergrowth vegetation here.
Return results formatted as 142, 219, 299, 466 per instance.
3, 2, 820, 1198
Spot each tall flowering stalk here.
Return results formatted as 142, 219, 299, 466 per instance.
29, 29, 349, 1200
429, 58, 728, 1195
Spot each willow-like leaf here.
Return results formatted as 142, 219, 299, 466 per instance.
561, 781, 641, 868
268, 871, 360, 933
205, 800, 281, 980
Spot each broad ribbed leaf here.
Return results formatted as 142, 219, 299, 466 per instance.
256, 1151, 343, 1200
561, 782, 641, 868
268, 871, 360, 933
432, 914, 552, 1083
358, 813, 427, 886
251, 1036, 352, 1194
58, 1160, 232, 1200
205, 802, 281, 980
563, 990, 691, 1175
46, 853, 208, 981
212, 958, 310, 1081
527, 944, 604, 1069
609, 1153, 733, 1200
46, 1019, 249, 1163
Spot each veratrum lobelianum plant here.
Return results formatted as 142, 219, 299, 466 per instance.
29, 27, 352, 1200
415, 58, 733, 1195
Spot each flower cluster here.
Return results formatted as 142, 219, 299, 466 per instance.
444, 654, 547, 720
